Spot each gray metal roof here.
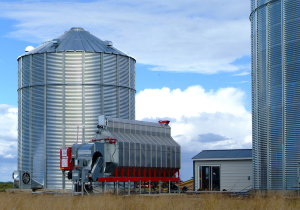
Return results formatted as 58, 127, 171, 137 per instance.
18, 27, 134, 59
192, 149, 252, 159
106, 116, 180, 147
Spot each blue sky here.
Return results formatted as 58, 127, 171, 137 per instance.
0, 0, 251, 182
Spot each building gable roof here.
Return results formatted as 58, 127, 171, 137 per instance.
192, 149, 252, 160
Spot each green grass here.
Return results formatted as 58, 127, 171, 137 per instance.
0, 182, 13, 192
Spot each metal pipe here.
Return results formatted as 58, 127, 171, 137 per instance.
62, 171, 65, 193
297, 163, 300, 196
82, 51, 85, 146
43, 54, 47, 189
128, 181, 130, 195
117, 180, 119, 195
159, 180, 161, 194
169, 180, 171, 194
149, 180, 151, 194
76, 126, 79, 144
82, 126, 85, 144
139, 180, 141, 194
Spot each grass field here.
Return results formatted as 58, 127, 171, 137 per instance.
1, 192, 300, 210
0, 182, 13, 192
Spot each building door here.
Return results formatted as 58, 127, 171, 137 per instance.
211, 166, 220, 191
201, 166, 211, 190
200, 166, 220, 191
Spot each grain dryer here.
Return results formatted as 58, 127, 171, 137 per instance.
60, 115, 181, 194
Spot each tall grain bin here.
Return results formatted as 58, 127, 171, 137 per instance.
17, 27, 136, 189
251, 1, 300, 190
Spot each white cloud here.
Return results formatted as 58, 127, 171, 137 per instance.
0, 104, 18, 158
232, 71, 251, 76
172, 113, 252, 153
233, 81, 249, 84
0, 0, 250, 74
136, 85, 248, 120
136, 85, 252, 153
0, 162, 17, 182
4, 154, 15, 159
0, 105, 18, 181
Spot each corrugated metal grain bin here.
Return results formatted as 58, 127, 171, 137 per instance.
251, 1, 300, 190
17, 27, 136, 189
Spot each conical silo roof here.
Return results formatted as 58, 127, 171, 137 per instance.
18, 27, 133, 59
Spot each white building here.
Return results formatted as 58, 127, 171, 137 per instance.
192, 149, 252, 192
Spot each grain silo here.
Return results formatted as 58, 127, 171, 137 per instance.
251, 1, 300, 190
17, 27, 136, 189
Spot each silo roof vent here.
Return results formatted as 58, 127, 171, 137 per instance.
70, 27, 85, 31
52, 39, 61, 46
25, 46, 34, 52
104, 40, 113, 47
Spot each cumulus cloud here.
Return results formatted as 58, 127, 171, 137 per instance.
4, 154, 15, 158
0, 0, 250, 74
0, 104, 18, 159
136, 85, 252, 152
0, 156, 17, 182
136, 85, 251, 180
136, 85, 248, 119
0, 105, 18, 181
172, 113, 252, 152
232, 71, 251, 76
193, 133, 229, 143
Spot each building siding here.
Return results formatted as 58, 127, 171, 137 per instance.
194, 159, 252, 191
